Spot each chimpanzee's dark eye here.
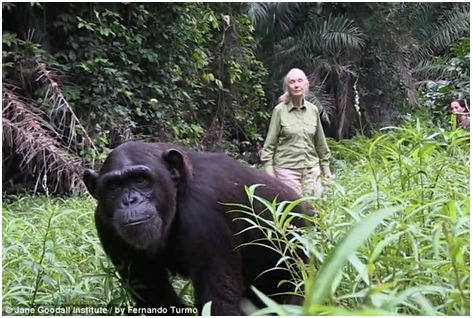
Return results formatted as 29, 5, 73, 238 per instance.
135, 175, 150, 187
108, 182, 120, 191
103, 177, 121, 192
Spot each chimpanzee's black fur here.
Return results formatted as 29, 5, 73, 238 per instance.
83, 141, 312, 315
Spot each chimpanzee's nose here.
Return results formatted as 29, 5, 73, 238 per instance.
123, 191, 139, 206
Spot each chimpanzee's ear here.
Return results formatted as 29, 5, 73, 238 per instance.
83, 169, 100, 200
162, 148, 192, 186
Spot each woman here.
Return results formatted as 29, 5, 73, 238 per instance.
449, 99, 470, 129
260, 68, 333, 198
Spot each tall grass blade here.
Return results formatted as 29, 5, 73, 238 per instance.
304, 206, 401, 313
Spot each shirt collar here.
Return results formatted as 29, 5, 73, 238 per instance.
287, 99, 306, 112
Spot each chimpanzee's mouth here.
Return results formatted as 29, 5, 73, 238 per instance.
123, 214, 154, 226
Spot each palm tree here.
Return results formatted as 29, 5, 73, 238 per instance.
249, 3, 469, 139
394, 3, 469, 97
248, 3, 366, 140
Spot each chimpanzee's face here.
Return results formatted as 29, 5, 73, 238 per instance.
98, 165, 171, 250
83, 145, 186, 251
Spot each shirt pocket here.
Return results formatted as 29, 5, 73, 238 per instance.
281, 122, 302, 137
303, 120, 317, 136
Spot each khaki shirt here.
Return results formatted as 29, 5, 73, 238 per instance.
260, 100, 331, 175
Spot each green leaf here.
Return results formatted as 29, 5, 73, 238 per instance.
215, 79, 223, 89
201, 301, 212, 316
250, 286, 290, 316
304, 206, 401, 313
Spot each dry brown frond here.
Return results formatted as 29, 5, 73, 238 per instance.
3, 84, 86, 194
35, 59, 98, 166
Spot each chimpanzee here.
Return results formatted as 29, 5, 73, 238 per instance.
83, 141, 312, 315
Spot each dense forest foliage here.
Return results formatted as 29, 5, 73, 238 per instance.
2, 2, 470, 194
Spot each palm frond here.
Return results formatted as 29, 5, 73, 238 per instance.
413, 59, 461, 81
388, 4, 469, 62
273, 37, 303, 60
247, 3, 270, 31
396, 2, 439, 31
2, 84, 86, 194
35, 59, 98, 160
422, 5, 470, 52
309, 55, 356, 83
272, 2, 303, 34
320, 15, 366, 53
248, 2, 308, 36
305, 86, 335, 124
307, 56, 337, 79
300, 14, 365, 57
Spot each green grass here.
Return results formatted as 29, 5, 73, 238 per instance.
303, 122, 470, 315
2, 120, 470, 315
230, 121, 470, 315
2, 196, 192, 315
2, 196, 125, 310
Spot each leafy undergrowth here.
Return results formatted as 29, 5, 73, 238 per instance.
2, 196, 126, 310
2, 121, 470, 315
1, 196, 193, 315
231, 121, 470, 316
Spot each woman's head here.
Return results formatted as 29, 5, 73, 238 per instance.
279, 68, 310, 103
450, 100, 468, 115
